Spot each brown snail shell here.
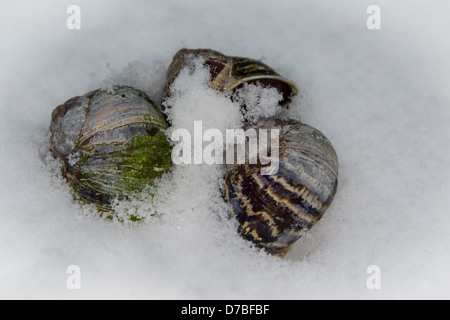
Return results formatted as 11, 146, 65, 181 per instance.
163, 48, 299, 108
223, 118, 339, 257
49, 85, 172, 214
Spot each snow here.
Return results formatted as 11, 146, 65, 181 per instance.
232, 83, 284, 123
1, 0, 450, 299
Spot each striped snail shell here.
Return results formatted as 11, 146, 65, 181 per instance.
163, 48, 299, 108
223, 118, 338, 257
49, 85, 172, 214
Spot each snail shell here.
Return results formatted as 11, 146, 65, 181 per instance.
163, 48, 299, 108
223, 118, 338, 257
49, 85, 172, 213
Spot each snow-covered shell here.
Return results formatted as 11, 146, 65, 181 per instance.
223, 119, 339, 257
49, 86, 172, 214
164, 48, 299, 108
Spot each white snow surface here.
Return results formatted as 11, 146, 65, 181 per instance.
1, 0, 450, 299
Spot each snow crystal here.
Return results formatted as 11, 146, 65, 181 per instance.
162, 57, 244, 132
232, 82, 284, 123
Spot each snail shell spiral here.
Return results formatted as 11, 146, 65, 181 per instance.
164, 48, 299, 108
224, 119, 338, 257
49, 85, 172, 213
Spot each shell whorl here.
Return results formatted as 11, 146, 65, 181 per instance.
223, 119, 338, 256
164, 48, 299, 107
49, 86, 172, 213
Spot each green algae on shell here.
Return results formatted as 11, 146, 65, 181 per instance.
49, 86, 172, 215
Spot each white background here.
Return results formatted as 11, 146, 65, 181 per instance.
0, 0, 449, 299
